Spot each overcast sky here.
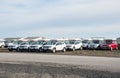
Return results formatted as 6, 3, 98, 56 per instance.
0, 0, 120, 39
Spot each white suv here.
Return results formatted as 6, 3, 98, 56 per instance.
19, 41, 34, 52
82, 40, 89, 49
66, 40, 83, 51
43, 40, 66, 53
8, 41, 23, 52
0, 41, 5, 48
29, 41, 46, 52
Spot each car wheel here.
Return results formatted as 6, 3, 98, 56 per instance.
16, 48, 20, 52
80, 46, 83, 50
1, 45, 4, 48
116, 47, 118, 50
28, 48, 30, 52
63, 48, 66, 52
73, 47, 75, 52
9, 49, 13, 52
110, 47, 113, 51
39, 47, 42, 52
52, 48, 56, 53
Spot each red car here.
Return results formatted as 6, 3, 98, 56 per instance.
100, 39, 118, 51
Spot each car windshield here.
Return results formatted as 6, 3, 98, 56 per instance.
46, 41, 57, 45
21, 41, 34, 45
92, 40, 100, 44
21, 42, 27, 45
82, 40, 88, 43
66, 40, 75, 44
32, 41, 45, 45
105, 40, 112, 44
13, 41, 23, 45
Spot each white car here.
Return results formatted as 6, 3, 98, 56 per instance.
19, 41, 34, 52
66, 40, 83, 51
29, 41, 46, 52
82, 40, 89, 49
0, 41, 5, 48
8, 41, 23, 52
43, 40, 66, 53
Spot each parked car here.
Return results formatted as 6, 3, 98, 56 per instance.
82, 40, 89, 49
66, 39, 83, 51
8, 41, 23, 52
87, 39, 104, 50
19, 41, 35, 52
100, 39, 118, 51
29, 40, 46, 52
43, 40, 66, 53
0, 41, 5, 48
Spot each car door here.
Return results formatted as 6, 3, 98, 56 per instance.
75, 41, 82, 49
56, 42, 63, 50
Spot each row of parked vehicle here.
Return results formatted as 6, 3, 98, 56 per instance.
7, 39, 83, 53
7, 38, 118, 53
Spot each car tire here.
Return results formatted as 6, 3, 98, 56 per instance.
16, 47, 20, 52
116, 47, 118, 50
63, 48, 66, 52
80, 46, 83, 50
9, 49, 13, 52
39, 47, 42, 52
110, 47, 113, 51
1, 45, 4, 48
73, 47, 75, 52
28, 48, 30, 52
52, 48, 56, 53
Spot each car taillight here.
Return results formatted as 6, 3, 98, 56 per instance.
108, 45, 111, 47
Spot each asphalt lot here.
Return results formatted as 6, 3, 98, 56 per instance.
0, 52, 120, 72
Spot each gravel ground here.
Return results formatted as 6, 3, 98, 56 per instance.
1, 49, 120, 57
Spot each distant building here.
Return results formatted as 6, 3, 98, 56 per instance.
4, 37, 21, 42
24, 36, 47, 41
4, 36, 47, 42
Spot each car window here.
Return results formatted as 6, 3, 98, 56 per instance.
75, 41, 80, 44
46, 41, 57, 45
105, 40, 112, 44
92, 40, 100, 44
